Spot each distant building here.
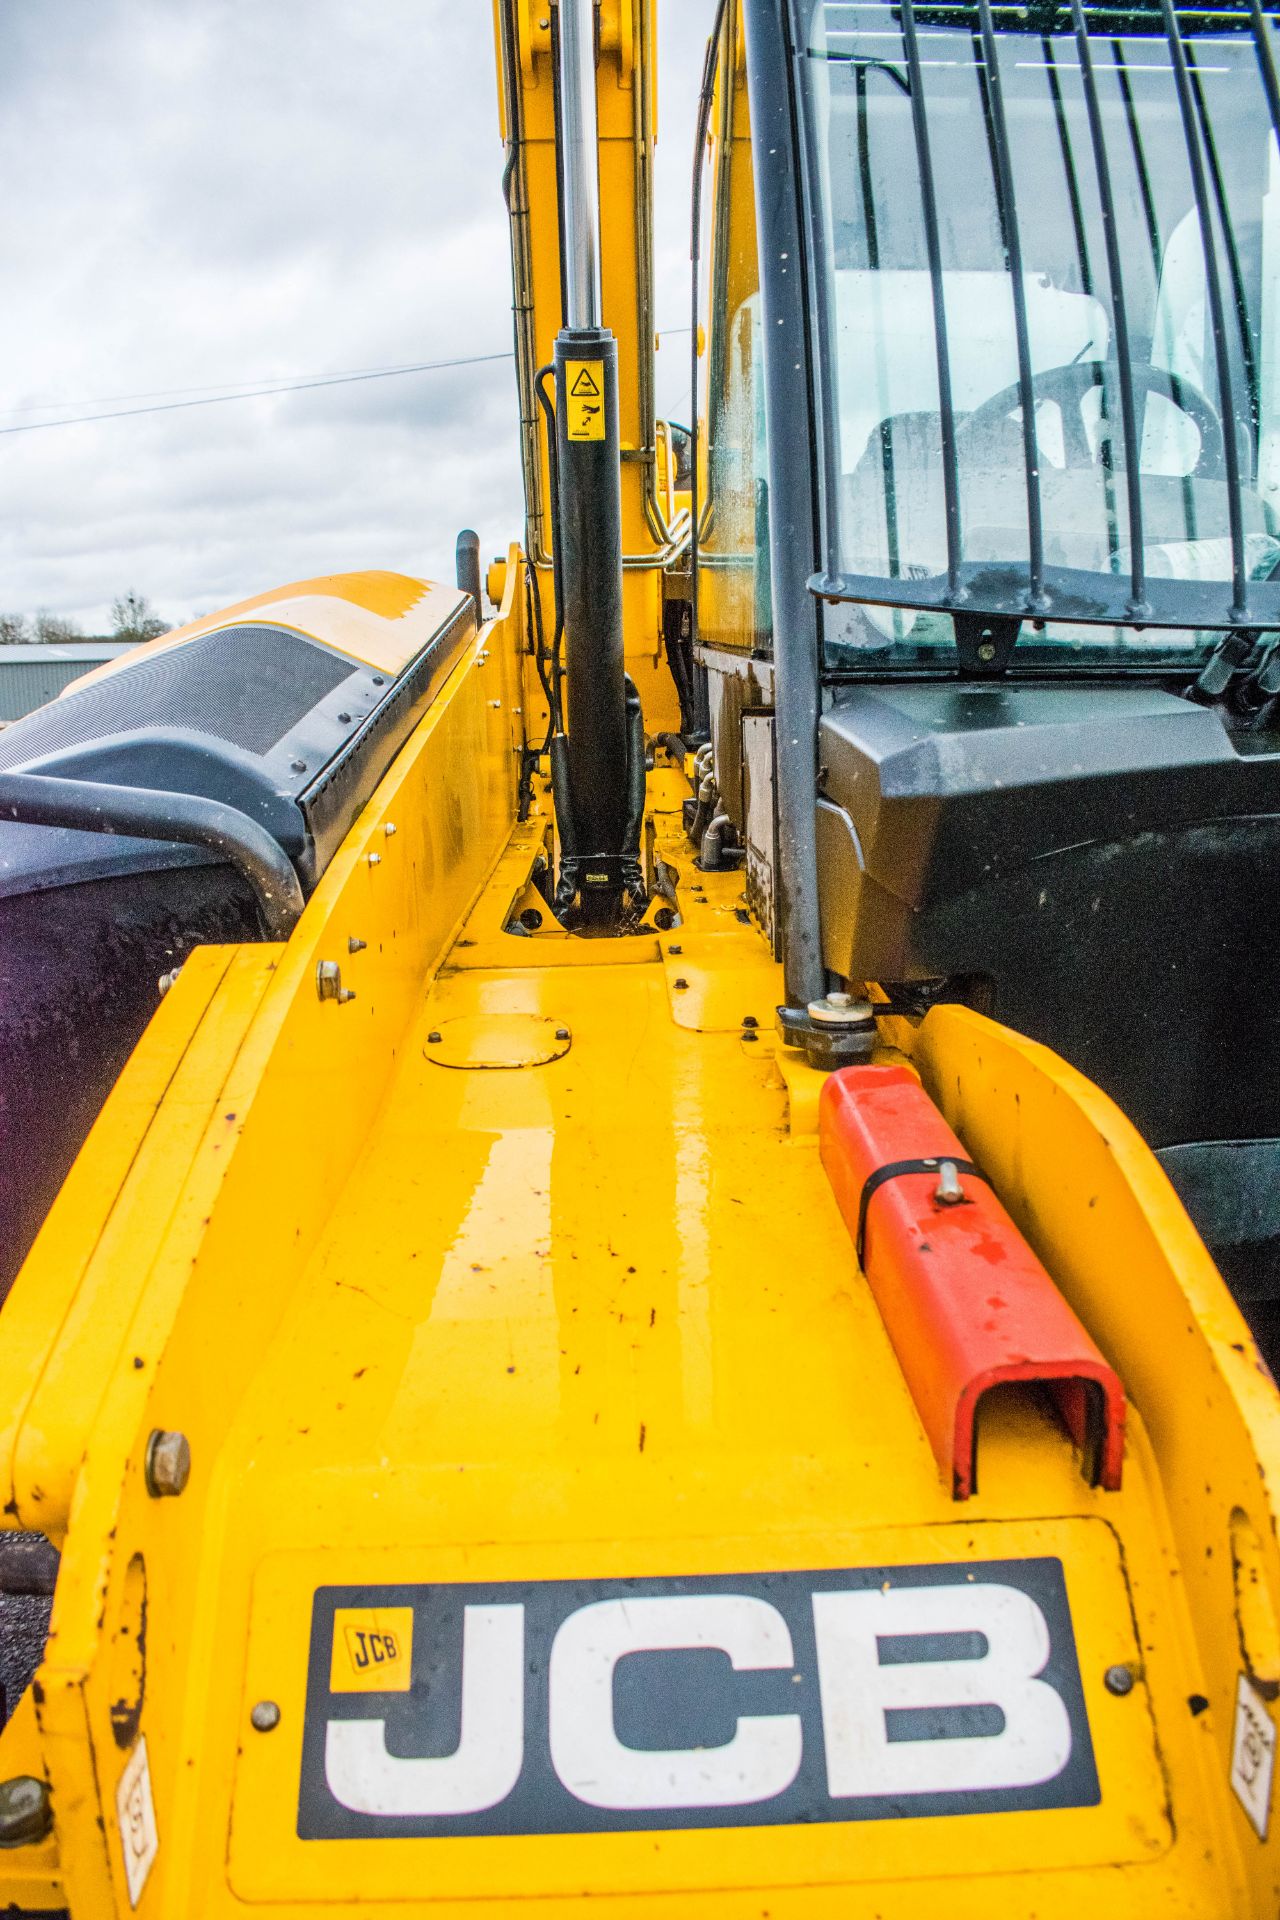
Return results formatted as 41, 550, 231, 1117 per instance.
0, 643, 134, 724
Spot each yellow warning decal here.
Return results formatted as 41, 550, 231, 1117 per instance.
565, 360, 606, 441
330, 1607, 413, 1692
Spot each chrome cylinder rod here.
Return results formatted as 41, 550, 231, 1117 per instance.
557, 0, 601, 330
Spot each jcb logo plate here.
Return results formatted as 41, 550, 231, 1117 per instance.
298, 1559, 1097, 1839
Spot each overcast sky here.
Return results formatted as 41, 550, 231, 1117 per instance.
0, 1, 716, 633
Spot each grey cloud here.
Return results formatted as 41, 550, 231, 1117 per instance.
0, 0, 717, 631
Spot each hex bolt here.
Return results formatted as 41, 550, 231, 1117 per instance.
347, 937, 367, 955
743, 1031, 758, 1044
316, 961, 357, 1005
383, 822, 397, 837
673, 978, 689, 991
0, 1774, 52, 1847
145, 1429, 191, 1499
157, 967, 182, 998
366, 852, 382, 868
742, 1015, 759, 1029
427, 1030, 443, 1045
1104, 1664, 1135, 1696
668, 945, 683, 956
555, 1027, 571, 1042
250, 1701, 281, 1733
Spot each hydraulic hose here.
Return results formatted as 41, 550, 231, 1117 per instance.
0, 769, 304, 940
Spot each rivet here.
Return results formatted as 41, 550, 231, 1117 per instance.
250, 1700, 281, 1733
427, 1030, 442, 1045
0, 1774, 51, 1846
673, 977, 689, 991
1104, 1664, 1135, 1696
145, 1429, 191, 1498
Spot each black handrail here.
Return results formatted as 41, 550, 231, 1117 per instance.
0, 771, 304, 940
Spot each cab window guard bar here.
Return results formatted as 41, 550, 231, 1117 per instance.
806, 0, 1280, 635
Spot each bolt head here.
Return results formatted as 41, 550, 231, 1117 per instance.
1104, 1663, 1135, 1696
145, 1429, 191, 1498
316, 959, 343, 1002
250, 1700, 281, 1733
668, 945, 683, 955
0, 1774, 51, 1847
427, 1030, 442, 1045
367, 852, 381, 867
383, 822, 397, 837
977, 640, 997, 663
347, 937, 367, 955
808, 994, 876, 1029
555, 1027, 570, 1042
673, 977, 689, 990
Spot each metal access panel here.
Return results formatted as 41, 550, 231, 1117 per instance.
742, 710, 778, 955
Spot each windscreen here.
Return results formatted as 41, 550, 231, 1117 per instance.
796, 0, 1280, 664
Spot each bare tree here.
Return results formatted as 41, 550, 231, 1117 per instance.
110, 592, 167, 644
0, 613, 31, 645
33, 610, 83, 644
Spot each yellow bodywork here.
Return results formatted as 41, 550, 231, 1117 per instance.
1, 549, 1279, 1913
4, 4, 1280, 1912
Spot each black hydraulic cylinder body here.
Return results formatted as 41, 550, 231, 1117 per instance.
553, 326, 630, 917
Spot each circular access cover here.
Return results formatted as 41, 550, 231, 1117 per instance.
424, 1013, 571, 1070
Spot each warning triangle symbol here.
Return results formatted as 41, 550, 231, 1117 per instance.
570, 367, 602, 398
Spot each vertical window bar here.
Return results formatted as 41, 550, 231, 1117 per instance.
1046, 30, 1121, 584
974, 0, 1047, 611
1160, 0, 1249, 623
898, 0, 963, 597
856, 63, 903, 591
1188, 43, 1259, 442
1249, 0, 1280, 148
1071, 0, 1149, 616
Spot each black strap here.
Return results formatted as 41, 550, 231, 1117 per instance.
855, 1156, 990, 1267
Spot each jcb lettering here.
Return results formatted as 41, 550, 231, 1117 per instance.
301, 1559, 1097, 1838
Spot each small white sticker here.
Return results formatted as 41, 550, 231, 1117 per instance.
1231, 1673, 1276, 1840
115, 1734, 159, 1906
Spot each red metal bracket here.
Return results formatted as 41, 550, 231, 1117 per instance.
820, 1064, 1125, 1499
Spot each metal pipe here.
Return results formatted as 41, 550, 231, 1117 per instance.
455, 528, 483, 628
557, 0, 602, 331
0, 770, 304, 940
743, 0, 826, 1010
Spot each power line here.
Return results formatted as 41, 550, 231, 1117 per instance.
0, 351, 515, 437
0, 328, 695, 427
0, 359, 456, 415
